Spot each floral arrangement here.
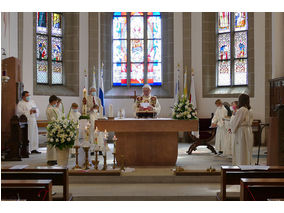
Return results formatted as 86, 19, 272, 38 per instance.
172, 95, 198, 120
47, 117, 78, 150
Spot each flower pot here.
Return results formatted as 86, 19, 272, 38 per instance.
56, 147, 70, 167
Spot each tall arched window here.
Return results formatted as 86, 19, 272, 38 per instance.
36, 12, 63, 85
112, 12, 162, 87
217, 12, 248, 86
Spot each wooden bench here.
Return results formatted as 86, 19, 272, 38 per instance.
217, 166, 284, 201
1, 166, 71, 201
2, 179, 52, 201
240, 178, 284, 201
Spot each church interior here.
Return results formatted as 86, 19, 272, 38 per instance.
1, 4, 284, 207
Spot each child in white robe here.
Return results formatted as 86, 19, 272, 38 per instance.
230, 94, 253, 165
211, 99, 228, 155
68, 103, 81, 157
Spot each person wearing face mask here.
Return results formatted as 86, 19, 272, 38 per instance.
211, 99, 228, 155
86, 87, 102, 155
16, 91, 40, 154
46, 95, 60, 166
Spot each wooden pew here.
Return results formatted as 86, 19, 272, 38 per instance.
1, 166, 71, 201
2, 179, 52, 201
240, 178, 284, 201
217, 166, 284, 201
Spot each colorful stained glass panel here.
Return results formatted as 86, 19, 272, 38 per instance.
131, 40, 144, 62
218, 33, 231, 60
217, 61, 231, 86
51, 37, 62, 61
113, 12, 127, 16
131, 12, 144, 16
148, 63, 162, 86
113, 40, 127, 63
234, 12, 248, 32
113, 16, 127, 39
113, 63, 127, 86
130, 16, 144, 39
37, 12, 48, 34
147, 16, 161, 39
131, 63, 144, 86
36, 35, 48, 60
51, 13, 62, 36
234, 31, 247, 58
37, 60, 48, 83
234, 59, 248, 85
148, 40, 161, 62
218, 12, 230, 33
52, 62, 63, 84
147, 12, 161, 16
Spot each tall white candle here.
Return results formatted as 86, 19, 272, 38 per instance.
99, 105, 103, 118
109, 104, 113, 117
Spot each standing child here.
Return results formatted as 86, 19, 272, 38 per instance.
68, 103, 81, 158
211, 99, 228, 155
230, 94, 253, 165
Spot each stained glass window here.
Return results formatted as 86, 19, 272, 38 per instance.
37, 61, 48, 83
234, 12, 248, 32
112, 12, 162, 87
218, 12, 230, 33
51, 13, 62, 36
217, 12, 248, 86
36, 12, 48, 34
36, 12, 64, 85
36, 35, 48, 60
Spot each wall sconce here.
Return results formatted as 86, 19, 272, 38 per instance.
1, 48, 10, 84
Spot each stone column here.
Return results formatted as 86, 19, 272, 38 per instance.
272, 12, 284, 78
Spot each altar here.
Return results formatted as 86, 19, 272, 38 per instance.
95, 118, 198, 166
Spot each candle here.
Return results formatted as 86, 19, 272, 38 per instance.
83, 88, 87, 98
113, 135, 117, 153
104, 129, 108, 139
109, 104, 113, 117
99, 105, 103, 118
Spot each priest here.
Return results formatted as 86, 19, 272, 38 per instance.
16, 91, 41, 154
134, 84, 161, 117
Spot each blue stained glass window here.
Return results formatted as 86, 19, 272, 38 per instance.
37, 12, 48, 34
112, 12, 162, 87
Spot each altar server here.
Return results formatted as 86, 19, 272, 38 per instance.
16, 91, 40, 154
230, 94, 253, 165
46, 95, 60, 166
211, 99, 228, 155
69, 103, 81, 122
134, 84, 161, 116
86, 87, 102, 154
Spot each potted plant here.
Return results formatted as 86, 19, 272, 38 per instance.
172, 95, 198, 120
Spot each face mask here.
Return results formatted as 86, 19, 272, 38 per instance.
91, 92, 96, 96
230, 106, 234, 111
73, 109, 78, 113
52, 104, 57, 107
26, 96, 30, 102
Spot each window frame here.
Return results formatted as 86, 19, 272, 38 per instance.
35, 12, 64, 86
216, 12, 248, 88
111, 12, 163, 88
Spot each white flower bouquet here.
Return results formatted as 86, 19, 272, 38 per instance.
172, 95, 198, 120
47, 118, 78, 150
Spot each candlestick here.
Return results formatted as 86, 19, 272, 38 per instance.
82, 146, 90, 170
109, 104, 113, 117
92, 150, 99, 170
72, 145, 81, 170
102, 155, 107, 171
112, 153, 116, 169
120, 155, 125, 171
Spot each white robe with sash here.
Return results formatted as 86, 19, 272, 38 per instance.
212, 106, 228, 152
230, 107, 253, 165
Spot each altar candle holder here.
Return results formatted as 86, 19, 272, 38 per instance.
120, 155, 125, 172
82, 146, 90, 170
102, 155, 107, 171
92, 150, 99, 170
112, 153, 116, 169
72, 145, 81, 170
112, 135, 117, 169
